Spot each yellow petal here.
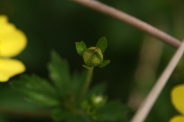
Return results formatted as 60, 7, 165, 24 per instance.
0, 15, 27, 57
0, 16, 8, 25
170, 116, 184, 122
171, 84, 184, 115
0, 15, 15, 33
0, 59, 25, 82
0, 15, 8, 25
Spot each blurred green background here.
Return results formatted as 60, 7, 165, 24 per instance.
1, 0, 184, 121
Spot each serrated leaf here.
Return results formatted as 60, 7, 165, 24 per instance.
48, 52, 71, 96
25, 90, 60, 106
12, 75, 60, 107
51, 107, 93, 122
51, 108, 68, 121
76, 41, 87, 56
13, 75, 57, 95
99, 60, 110, 68
71, 71, 86, 96
96, 37, 107, 53
96, 101, 128, 121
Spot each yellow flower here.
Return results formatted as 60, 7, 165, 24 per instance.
170, 85, 184, 122
0, 15, 27, 82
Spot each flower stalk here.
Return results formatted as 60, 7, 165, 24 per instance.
80, 67, 94, 100
75, 37, 110, 101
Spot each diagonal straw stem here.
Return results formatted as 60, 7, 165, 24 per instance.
131, 41, 184, 122
73, 0, 181, 48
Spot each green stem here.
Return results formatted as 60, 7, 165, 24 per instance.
80, 67, 94, 101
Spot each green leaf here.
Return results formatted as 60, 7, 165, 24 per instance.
52, 107, 93, 122
71, 71, 86, 96
96, 37, 107, 53
48, 52, 71, 96
76, 41, 87, 56
25, 90, 60, 106
96, 101, 128, 121
51, 108, 68, 121
99, 60, 110, 68
1, 84, 51, 114
82, 64, 92, 69
87, 83, 107, 98
0, 115, 8, 122
13, 75, 60, 107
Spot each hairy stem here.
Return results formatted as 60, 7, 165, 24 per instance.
131, 41, 184, 122
72, 0, 181, 48
80, 67, 94, 100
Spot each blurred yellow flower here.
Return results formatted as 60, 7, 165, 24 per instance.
0, 15, 27, 82
170, 85, 184, 122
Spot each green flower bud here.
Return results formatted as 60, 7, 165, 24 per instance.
76, 37, 110, 69
83, 47, 103, 67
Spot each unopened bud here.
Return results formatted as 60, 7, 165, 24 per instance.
83, 47, 103, 67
